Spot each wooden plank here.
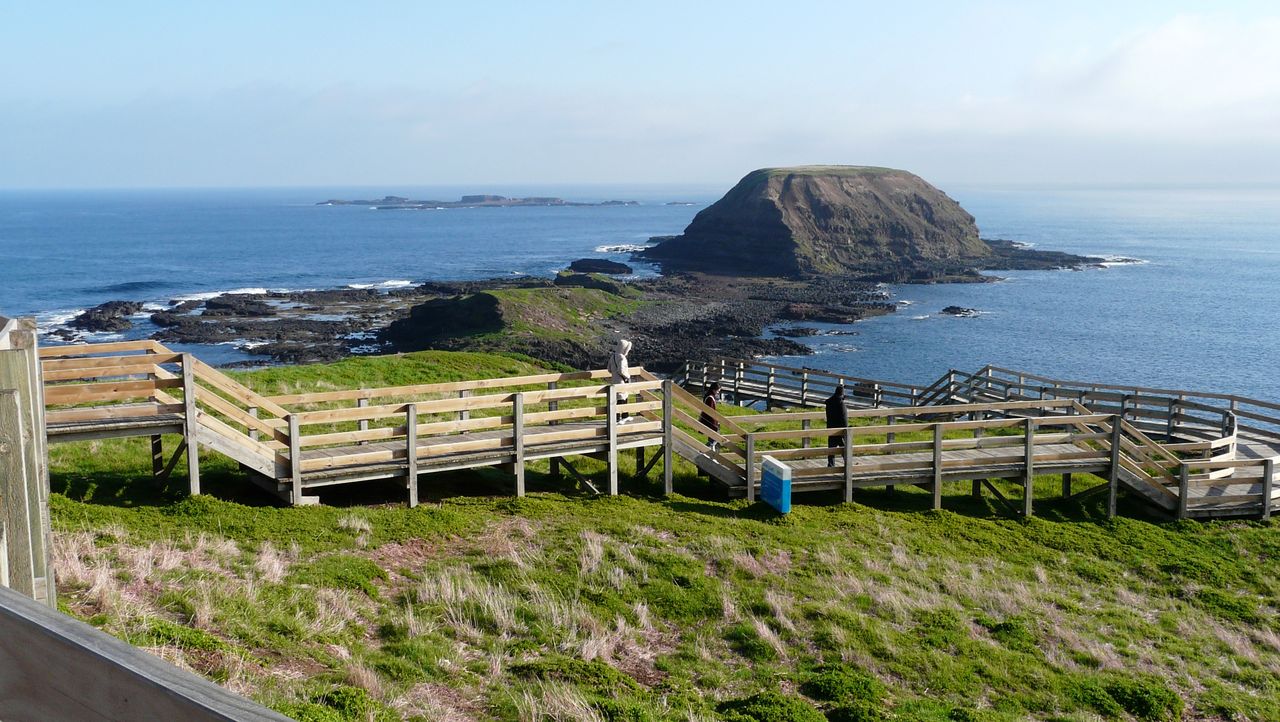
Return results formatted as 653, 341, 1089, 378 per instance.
1263, 459, 1274, 521
41, 353, 184, 373
181, 356, 200, 496
188, 358, 290, 419
1023, 418, 1034, 517
194, 387, 288, 444
662, 380, 674, 495
607, 392, 618, 495
406, 404, 418, 507
932, 425, 943, 510
1, 584, 294, 721
0, 390, 34, 597
37, 339, 167, 358
745, 434, 756, 502
43, 378, 182, 406
44, 402, 186, 426
1108, 421, 1121, 518
513, 396, 525, 497
265, 368, 614, 404
288, 415, 303, 504
843, 427, 853, 502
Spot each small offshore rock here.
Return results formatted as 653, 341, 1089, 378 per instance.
568, 258, 632, 274
70, 300, 143, 332
940, 306, 980, 317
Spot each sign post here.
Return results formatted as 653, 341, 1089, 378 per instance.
760, 455, 792, 514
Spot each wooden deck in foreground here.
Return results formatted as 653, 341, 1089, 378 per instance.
31, 341, 1280, 520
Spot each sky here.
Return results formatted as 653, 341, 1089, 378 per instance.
3, 1, 1279, 189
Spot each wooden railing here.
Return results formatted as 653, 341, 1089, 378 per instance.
1, 316, 56, 606
678, 358, 923, 408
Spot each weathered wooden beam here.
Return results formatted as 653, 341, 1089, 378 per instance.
1108, 420, 1122, 519
406, 403, 418, 508
606, 391, 618, 496
745, 434, 756, 502
288, 414, 303, 506
662, 380, 674, 495
1023, 417, 1035, 517
1263, 459, 1274, 521
180, 355, 200, 496
512, 395, 525, 497
0, 390, 34, 598
932, 425, 943, 510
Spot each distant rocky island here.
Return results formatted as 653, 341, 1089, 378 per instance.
318, 194, 639, 210
640, 165, 1118, 281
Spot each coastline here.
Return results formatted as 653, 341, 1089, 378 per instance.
37, 246, 1136, 373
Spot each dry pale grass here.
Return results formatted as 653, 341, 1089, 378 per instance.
513, 681, 603, 722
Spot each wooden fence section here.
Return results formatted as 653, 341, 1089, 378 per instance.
39, 341, 677, 506
0, 316, 55, 607
0, 585, 290, 721
676, 357, 1278, 519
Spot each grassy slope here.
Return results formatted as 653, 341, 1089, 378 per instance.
47, 352, 1279, 722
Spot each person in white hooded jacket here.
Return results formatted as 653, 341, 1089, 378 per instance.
607, 339, 633, 422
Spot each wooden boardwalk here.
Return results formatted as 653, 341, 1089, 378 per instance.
28, 340, 1280, 519
679, 358, 1279, 519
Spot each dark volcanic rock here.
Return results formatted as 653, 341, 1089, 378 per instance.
203, 297, 274, 317
382, 295, 503, 350
70, 301, 143, 332
940, 306, 980, 317
641, 166, 987, 277
568, 258, 633, 274
554, 272, 625, 295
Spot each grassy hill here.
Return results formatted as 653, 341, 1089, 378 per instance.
47, 352, 1279, 721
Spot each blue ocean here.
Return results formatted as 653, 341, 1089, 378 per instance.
2, 184, 1278, 400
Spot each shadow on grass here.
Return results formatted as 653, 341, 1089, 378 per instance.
51, 435, 1173, 527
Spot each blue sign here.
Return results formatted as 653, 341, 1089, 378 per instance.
760, 455, 792, 514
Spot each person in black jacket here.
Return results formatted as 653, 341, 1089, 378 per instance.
826, 384, 848, 467
699, 381, 722, 451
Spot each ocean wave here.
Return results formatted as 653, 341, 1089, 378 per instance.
86, 279, 171, 294
174, 287, 272, 302
910, 315, 931, 320
594, 244, 647, 253
35, 309, 84, 332
346, 279, 415, 290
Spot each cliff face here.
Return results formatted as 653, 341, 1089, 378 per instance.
642, 166, 988, 277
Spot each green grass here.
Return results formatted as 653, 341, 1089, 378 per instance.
46, 351, 1280, 721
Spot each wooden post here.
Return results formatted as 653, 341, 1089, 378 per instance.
547, 381, 559, 479
800, 372, 809, 406
357, 398, 368, 445
288, 414, 303, 506
512, 394, 525, 497
1167, 398, 1178, 439
843, 426, 853, 503
1262, 458, 1274, 521
734, 362, 743, 404
405, 404, 418, 507
150, 435, 164, 478
1108, 420, 1121, 519
662, 380, 673, 495
0, 389, 34, 598
745, 434, 756, 502
972, 413, 984, 497
765, 367, 775, 409
247, 406, 259, 442
801, 418, 811, 449
1062, 473, 1073, 497
701, 362, 709, 393
1177, 463, 1189, 520
606, 391, 618, 496
458, 389, 470, 421
1023, 417, 1035, 517
932, 424, 943, 510
180, 354, 200, 496
636, 447, 646, 479
887, 415, 896, 495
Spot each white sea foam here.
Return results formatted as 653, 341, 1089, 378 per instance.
594, 244, 647, 253
1098, 255, 1147, 267
36, 309, 84, 331
910, 315, 931, 320
346, 279, 414, 290
897, 300, 913, 306
174, 287, 272, 302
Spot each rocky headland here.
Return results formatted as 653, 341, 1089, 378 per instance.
639, 166, 1110, 281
